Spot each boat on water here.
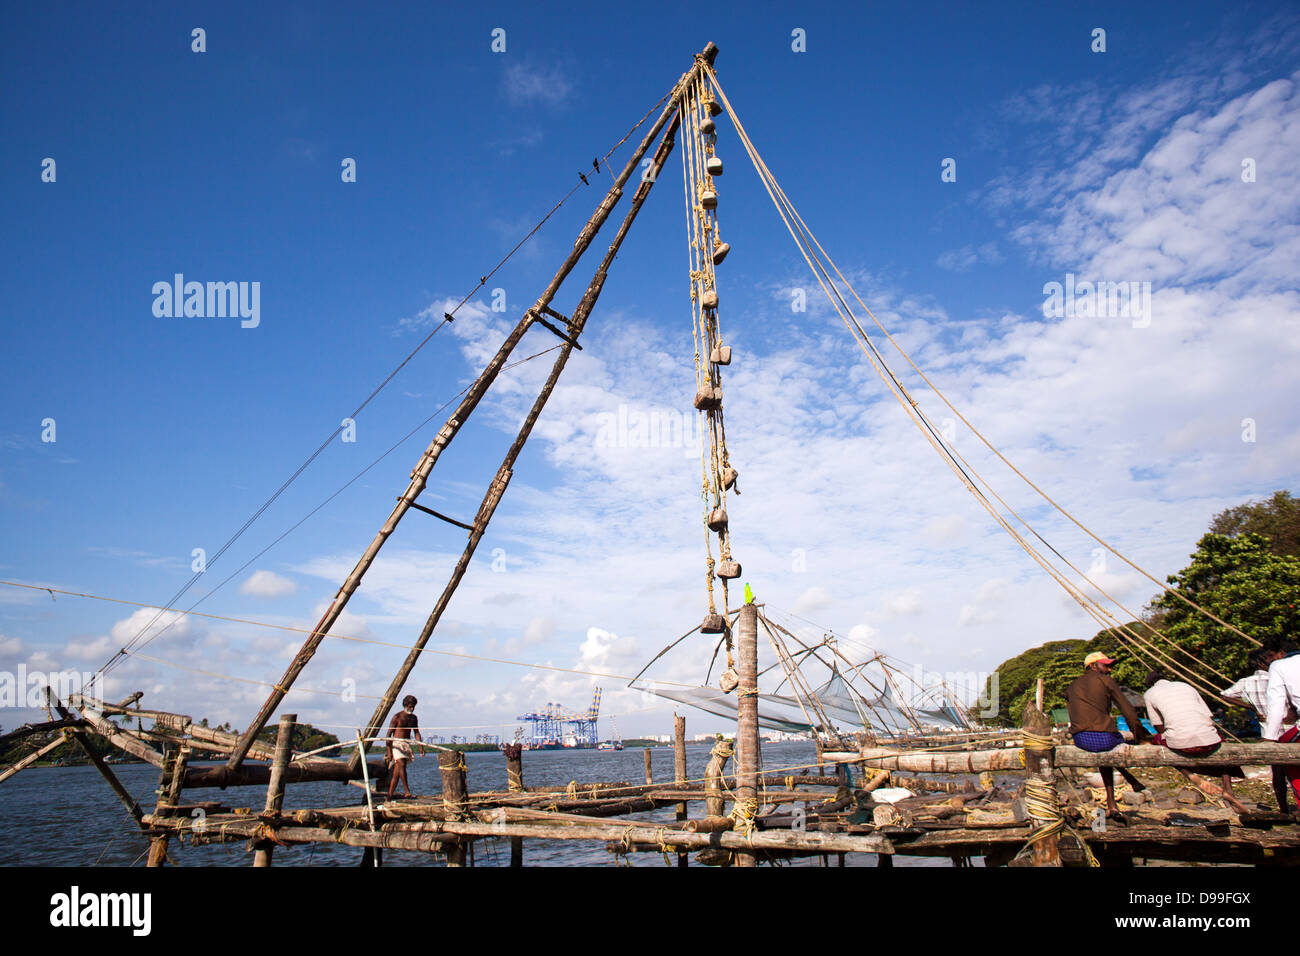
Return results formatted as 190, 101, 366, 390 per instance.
596, 740, 623, 751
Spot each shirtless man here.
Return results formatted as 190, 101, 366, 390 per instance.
385, 695, 424, 801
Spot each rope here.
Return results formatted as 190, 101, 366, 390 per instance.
702, 64, 1255, 701
96, 83, 680, 681
0, 580, 701, 692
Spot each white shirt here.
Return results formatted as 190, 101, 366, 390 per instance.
1221, 670, 1270, 716
1263, 655, 1300, 741
1143, 680, 1221, 750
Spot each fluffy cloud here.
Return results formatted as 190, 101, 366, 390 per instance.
240, 570, 297, 598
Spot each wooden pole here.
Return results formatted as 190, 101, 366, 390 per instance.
147, 747, 186, 867
226, 46, 721, 772
705, 738, 733, 817
348, 79, 703, 773
439, 751, 469, 866
253, 714, 296, 867
643, 747, 653, 785
503, 743, 524, 867
1022, 705, 1060, 867
674, 715, 688, 867
833, 742, 1300, 772
734, 602, 760, 867
1035, 677, 1044, 712
0, 733, 68, 782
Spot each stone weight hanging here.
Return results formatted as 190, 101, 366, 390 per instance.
719, 667, 739, 694
700, 288, 718, 311
693, 383, 722, 410
700, 113, 716, 135
707, 508, 728, 532
699, 188, 717, 210
712, 241, 731, 265
700, 612, 727, 634
710, 344, 731, 365
716, 559, 742, 580
721, 464, 738, 491
706, 156, 723, 176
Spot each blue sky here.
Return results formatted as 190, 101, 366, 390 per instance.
2, 2, 1299, 740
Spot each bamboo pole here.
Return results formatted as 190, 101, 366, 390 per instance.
348, 71, 705, 772
147, 747, 186, 867
734, 602, 760, 866
171, 816, 894, 855
0, 733, 68, 782
253, 714, 296, 867
643, 747, 653, 785
674, 715, 688, 867
76, 706, 164, 768
835, 742, 1300, 772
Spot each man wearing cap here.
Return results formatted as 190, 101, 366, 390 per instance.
1066, 652, 1153, 821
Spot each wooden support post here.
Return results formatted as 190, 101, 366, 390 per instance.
503, 743, 524, 866
643, 747, 653, 785
147, 747, 186, 867
253, 714, 296, 867
705, 738, 732, 817
1022, 705, 1060, 867
1036, 677, 1044, 712
734, 602, 760, 867
674, 715, 688, 868
439, 751, 469, 866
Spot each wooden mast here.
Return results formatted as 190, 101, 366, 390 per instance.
230, 42, 719, 776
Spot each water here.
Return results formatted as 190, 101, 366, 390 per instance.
0, 741, 958, 866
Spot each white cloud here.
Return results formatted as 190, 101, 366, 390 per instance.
240, 570, 297, 598
502, 62, 573, 108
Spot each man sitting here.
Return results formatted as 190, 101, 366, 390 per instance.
1144, 670, 1248, 814
1066, 652, 1152, 822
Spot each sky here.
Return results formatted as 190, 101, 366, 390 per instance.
1, 1, 1298, 743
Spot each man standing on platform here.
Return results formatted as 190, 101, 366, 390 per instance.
384, 694, 424, 803
1067, 652, 1152, 823
1262, 643, 1300, 814
1223, 644, 1297, 812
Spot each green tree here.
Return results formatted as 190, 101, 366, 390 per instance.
1209, 490, 1300, 557
1148, 532, 1300, 679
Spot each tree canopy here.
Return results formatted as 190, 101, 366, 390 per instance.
988, 489, 1299, 726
